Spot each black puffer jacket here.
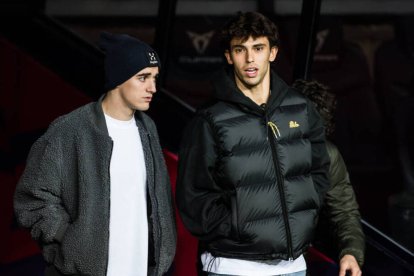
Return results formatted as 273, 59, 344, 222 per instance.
176, 69, 330, 261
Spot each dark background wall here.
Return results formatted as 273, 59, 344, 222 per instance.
1, 0, 413, 275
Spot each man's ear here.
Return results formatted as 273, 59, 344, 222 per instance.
224, 50, 233, 65
269, 47, 278, 62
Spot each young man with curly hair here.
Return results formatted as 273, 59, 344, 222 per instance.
176, 12, 330, 276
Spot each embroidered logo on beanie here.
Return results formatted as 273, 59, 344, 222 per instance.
99, 32, 160, 91
148, 52, 158, 65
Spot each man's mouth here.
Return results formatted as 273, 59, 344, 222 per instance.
245, 67, 258, 77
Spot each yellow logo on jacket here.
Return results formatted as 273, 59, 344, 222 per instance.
289, 121, 300, 128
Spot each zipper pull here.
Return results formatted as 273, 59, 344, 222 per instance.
262, 107, 269, 140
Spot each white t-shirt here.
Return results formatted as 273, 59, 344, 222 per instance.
201, 252, 306, 276
105, 114, 148, 276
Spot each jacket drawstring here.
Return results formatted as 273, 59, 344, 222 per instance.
267, 121, 281, 139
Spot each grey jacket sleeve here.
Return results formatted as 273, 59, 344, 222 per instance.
13, 135, 70, 245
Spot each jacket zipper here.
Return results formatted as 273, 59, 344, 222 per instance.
266, 120, 294, 260
104, 140, 114, 276
148, 132, 161, 276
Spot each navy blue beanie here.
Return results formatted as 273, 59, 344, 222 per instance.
99, 32, 160, 91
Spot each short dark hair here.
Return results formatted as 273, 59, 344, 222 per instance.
220, 11, 280, 51
292, 79, 337, 138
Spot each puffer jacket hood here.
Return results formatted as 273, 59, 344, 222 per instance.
212, 67, 290, 116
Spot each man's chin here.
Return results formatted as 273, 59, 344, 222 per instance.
135, 104, 150, 112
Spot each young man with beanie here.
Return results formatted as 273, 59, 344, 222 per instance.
176, 12, 330, 275
14, 32, 176, 276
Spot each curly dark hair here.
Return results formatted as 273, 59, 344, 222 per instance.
292, 79, 337, 138
220, 11, 280, 51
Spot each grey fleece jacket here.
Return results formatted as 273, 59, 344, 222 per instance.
13, 96, 176, 276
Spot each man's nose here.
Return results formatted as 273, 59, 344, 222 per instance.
246, 49, 254, 62
147, 80, 157, 93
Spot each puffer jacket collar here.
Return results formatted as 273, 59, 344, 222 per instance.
212, 67, 291, 116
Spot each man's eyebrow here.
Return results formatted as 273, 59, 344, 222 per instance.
136, 73, 151, 77
231, 43, 267, 48
231, 44, 246, 48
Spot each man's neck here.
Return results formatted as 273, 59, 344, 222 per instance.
236, 72, 271, 106
102, 91, 135, 121
239, 85, 270, 106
